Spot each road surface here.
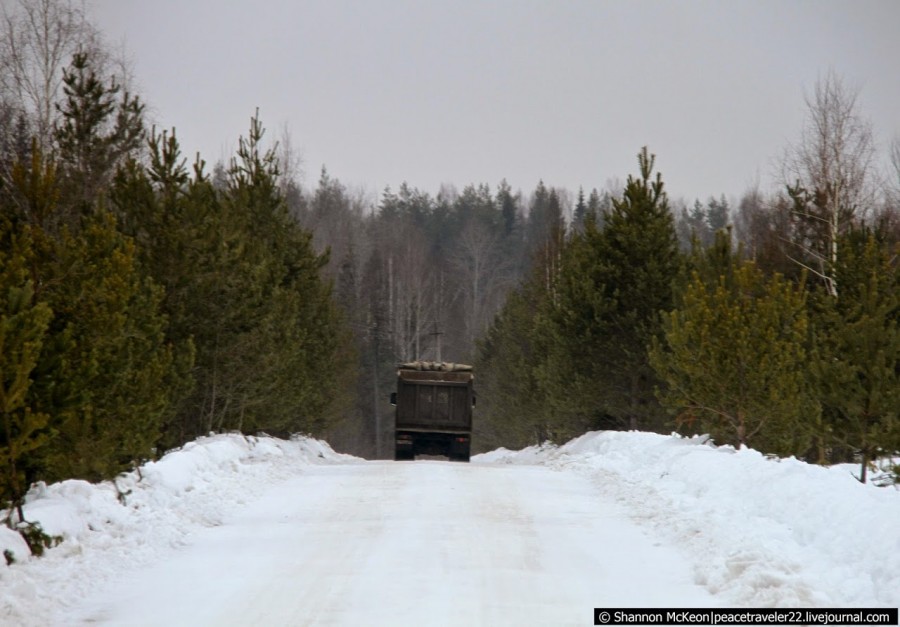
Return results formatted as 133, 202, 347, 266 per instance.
72, 460, 714, 626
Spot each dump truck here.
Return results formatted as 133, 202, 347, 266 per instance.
390, 361, 475, 462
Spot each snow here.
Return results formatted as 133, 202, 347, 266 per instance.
1, 430, 898, 625
480, 431, 900, 607
64, 461, 716, 625
0, 434, 356, 625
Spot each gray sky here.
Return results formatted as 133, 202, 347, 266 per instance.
91, 0, 900, 204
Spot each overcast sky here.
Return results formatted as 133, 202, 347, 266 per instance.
90, 0, 900, 205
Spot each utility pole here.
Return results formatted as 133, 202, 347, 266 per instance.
429, 322, 443, 364
372, 319, 381, 459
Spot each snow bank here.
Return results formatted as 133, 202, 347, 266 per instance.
475, 431, 900, 608
0, 433, 354, 625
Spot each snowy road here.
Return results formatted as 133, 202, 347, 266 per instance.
72, 460, 713, 626
4, 432, 897, 624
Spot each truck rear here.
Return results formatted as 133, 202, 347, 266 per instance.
391, 362, 474, 462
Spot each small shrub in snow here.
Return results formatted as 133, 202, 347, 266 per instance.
873, 459, 900, 487
114, 479, 133, 506
16, 521, 62, 557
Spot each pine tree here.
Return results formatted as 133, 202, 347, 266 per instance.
517, 149, 680, 439
536, 213, 620, 438
113, 130, 228, 443
474, 281, 551, 449
53, 51, 144, 213
38, 211, 175, 480
0, 228, 53, 517
223, 113, 349, 436
473, 181, 570, 447
5, 143, 177, 482
114, 114, 349, 444
593, 147, 679, 431
651, 262, 816, 454
810, 233, 899, 480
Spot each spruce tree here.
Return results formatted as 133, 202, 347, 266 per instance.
572, 187, 587, 233
680, 227, 741, 298
587, 188, 606, 226
707, 195, 730, 232
497, 179, 518, 238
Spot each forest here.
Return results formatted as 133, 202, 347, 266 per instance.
1, 0, 898, 537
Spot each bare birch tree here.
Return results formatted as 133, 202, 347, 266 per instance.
889, 136, 900, 209
385, 224, 434, 361
275, 122, 303, 197
781, 70, 876, 297
451, 218, 515, 350
0, 0, 100, 151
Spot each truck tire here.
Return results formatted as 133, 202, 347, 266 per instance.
449, 448, 470, 463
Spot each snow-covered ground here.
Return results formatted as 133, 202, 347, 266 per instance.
0, 435, 355, 625
1, 431, 898, 626
480, 432, 900, 608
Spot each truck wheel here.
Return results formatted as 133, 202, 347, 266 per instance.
449, 450, 470, 462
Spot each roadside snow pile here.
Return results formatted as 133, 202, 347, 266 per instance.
476, 431, 900, 608
0, 433, 355, 626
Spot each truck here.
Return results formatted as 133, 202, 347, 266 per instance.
390, 361, 475, 462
